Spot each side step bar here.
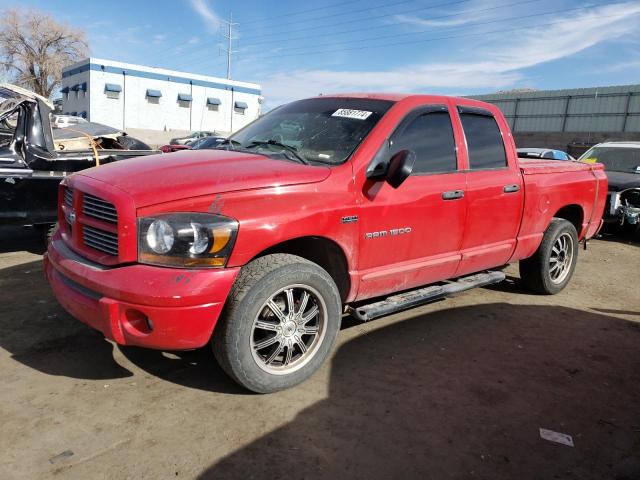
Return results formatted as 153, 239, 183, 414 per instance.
351, 271, 506, 322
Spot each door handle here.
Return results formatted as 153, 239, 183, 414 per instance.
442, 190, 464, 200
503, 184, 520, 193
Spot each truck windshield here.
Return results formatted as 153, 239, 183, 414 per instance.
224, 97, 394, 165
579, 146, 640, 174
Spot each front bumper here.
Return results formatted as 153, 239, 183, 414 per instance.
44, 234, 240, 350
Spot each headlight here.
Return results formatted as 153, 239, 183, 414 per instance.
138, 213, 238, 268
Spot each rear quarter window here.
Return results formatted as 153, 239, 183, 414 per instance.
460, 112, 507, 169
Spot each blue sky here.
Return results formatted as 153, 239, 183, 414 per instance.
3, 0, 640, 107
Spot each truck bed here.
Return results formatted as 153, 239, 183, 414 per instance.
511, 158, 608, 261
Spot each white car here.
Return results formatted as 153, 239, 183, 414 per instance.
51, 114, 88, 129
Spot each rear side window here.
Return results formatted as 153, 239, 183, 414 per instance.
460, 111, 507, 169
391, 111, 457, 174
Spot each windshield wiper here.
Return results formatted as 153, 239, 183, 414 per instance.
245, 140, 309, 165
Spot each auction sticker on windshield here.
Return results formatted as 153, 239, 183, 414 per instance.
332, 109, 373, 120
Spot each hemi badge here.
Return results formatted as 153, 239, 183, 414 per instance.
341, 215, 358, 224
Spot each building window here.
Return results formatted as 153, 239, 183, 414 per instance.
207, 97, 221, 111
178, 93, 192, 108
104, 83, 121, 99
146, 89, 162, 104
61, 86, 70, 99
234, 101, 248, 115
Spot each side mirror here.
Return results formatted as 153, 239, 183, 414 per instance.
386, 149, 415, 188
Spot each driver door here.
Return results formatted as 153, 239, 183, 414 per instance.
356, 105, 467, 300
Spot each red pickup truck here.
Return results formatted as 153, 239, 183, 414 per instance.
44, 94, 607, 393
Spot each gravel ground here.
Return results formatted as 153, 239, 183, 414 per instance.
0, 227, 638, 480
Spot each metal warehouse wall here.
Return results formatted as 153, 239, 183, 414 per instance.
470, 84, 640, 133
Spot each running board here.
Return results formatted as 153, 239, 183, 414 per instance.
351, 271, 506, 322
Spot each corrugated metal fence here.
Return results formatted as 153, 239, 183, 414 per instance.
470, 84, 640, 133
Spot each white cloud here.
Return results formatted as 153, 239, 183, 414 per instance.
392, 0, 509, 28
261, 2, 640, 106
393, 12, 475, 28
188, 36, 200, 45
189, 0, 221, 32
153, 34, 166, 44
605, 60, 640, 71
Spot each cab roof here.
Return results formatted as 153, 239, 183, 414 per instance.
317, 92, 469, 103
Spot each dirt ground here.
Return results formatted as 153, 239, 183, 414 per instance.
1, 227, 639, 480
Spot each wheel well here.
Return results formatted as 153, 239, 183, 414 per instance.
255, 236, 351, 301
553, 204, 584, 235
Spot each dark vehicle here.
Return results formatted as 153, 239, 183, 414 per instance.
169, 131, 216, 145
517, 148, 574, 161
160, 136, 226, 153
189, 136, 227, 149
579, 142, 640, 232
0, 84, 156, 237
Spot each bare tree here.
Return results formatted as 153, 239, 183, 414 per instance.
0, 9, 88, 98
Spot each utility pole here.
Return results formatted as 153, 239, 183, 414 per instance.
220, 14, 238, 80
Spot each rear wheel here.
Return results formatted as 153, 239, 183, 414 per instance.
212, 254, 342, 393
519, 218, 578, 294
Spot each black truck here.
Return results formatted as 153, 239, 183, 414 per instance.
0, 84, 155, 239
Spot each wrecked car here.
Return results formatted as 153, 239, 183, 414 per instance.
0, 84, 156, 239
579, 142, 640, 233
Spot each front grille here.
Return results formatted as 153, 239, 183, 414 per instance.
64, 187, 73, 207
83, 194, 117, 224
83, 225, 119, 256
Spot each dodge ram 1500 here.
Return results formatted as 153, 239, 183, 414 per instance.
44, 94, 607, 393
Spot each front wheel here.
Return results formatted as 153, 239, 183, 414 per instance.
212, 254, 342, 393
519, 218, 579, 294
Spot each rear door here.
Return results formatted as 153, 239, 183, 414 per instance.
356, 105, 466, 299
455, 104, 524, 276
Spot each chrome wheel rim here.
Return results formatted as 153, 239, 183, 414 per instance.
251, 284, 327, 375
549, 232, 574, 284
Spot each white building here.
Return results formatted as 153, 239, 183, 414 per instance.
60, 57, 262, 134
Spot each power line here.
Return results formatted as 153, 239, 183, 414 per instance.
240, 0, 543, 49
134, 0, 411, 71
172, 0, 627, 73
239, 0, 420, 40
257, 0, 565, 54
253, 7, 632, 60
241, 0, 366, 25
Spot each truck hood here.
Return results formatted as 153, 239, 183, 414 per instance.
605, 171, 640, 192
76, 149, 331, 207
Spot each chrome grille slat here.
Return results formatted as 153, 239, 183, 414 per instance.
83, 194, 117, 224
83, 225, 119, 256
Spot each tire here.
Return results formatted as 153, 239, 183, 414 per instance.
519, 218, 578, 294
39, 223, 58, 248
212, 254, 342, 393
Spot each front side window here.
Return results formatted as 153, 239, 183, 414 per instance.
460, 111, 507, 169
226, 97, 394, 165
390, 110, 457, 174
